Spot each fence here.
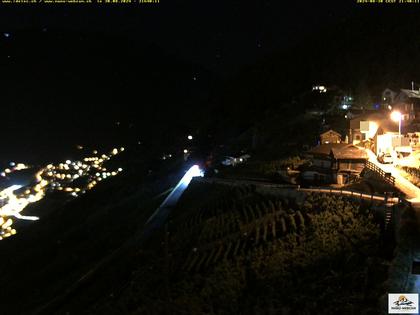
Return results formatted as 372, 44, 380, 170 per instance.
364, 161, 395, 186
199, 177, 405, 205
299, 186, 402, 205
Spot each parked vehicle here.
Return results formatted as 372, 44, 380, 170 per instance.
378, 153, 393, 164
221, 154, 251, 166
221, 156, 235, 166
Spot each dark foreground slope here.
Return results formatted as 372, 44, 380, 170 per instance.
58, 180, 391, 315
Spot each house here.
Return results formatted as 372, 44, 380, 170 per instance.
302, 143, 368, 185
349, 112, 384, 144
382, 88, 397, 107
392, 89, 420, 122
320, 129, 341, 144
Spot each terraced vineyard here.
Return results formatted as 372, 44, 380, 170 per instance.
174, 196, 307, 272
91, 180, 391, 315
401, 166, 420, 187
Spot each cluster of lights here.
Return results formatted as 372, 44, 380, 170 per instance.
0, 147, 125, 241
0, 217, 16, 240
0, 162, 29, 177
341, 96, 353, 110
40, 147, 125, 196
312, 85, 327, 93
0, 184, 41, 240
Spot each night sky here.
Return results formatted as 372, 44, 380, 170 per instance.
0, 2, 417, 162
0, 2, 352, 74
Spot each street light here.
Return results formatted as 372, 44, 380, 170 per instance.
187, 135, 193, 140
391, 111, 402, 136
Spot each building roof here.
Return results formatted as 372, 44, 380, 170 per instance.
309, 143, 368, 160
400, 89, 420, 99
382, 88, 396, 95
331, 145, 368, 159
320, 129, 341, 137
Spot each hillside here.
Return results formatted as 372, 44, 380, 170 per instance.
51, 180, 392, 315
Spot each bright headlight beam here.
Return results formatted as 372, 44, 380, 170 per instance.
146, 165, 203, 225
180, 165, 203, 185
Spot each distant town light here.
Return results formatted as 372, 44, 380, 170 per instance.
187, 135, 193, 140
183, 149, 188, 154
66, 160, 71, 165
